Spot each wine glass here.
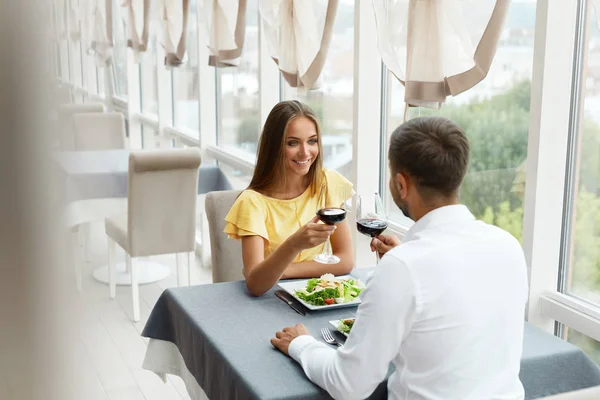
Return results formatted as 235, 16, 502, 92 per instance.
356, 193, 388, 263
314, 184, 347, 264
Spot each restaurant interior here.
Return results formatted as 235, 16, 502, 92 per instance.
4, 0, 600, 399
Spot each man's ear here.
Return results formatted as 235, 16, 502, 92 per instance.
395, 171, 409, 199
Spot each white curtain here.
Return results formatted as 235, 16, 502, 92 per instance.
259, 0, 338, 90
87, 0, 113, 67
158, 0, 191, 67
122, 0, 151, 61
373, 0, 511, 110
201, 0, 247, 67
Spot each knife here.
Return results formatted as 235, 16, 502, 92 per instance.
275, 290, 306, 316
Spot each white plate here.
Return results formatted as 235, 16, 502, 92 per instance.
276, 275, 364, 311
329, 318, 356, 337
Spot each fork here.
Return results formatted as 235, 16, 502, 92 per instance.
321, 328, 343, 347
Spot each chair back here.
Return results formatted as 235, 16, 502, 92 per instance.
72, 112, 126, 150
127, 148, 201, 257
58, 103, 105, 150
205, 190, 244, 283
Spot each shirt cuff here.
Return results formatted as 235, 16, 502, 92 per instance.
288, 335, 318, 362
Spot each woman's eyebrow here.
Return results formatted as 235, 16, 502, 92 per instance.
287, 134, 318, 140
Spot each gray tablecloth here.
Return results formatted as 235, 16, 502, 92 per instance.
142, 270, 600, 400
54, 150, 232, 202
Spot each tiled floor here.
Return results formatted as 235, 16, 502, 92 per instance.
67, 221, 213, 400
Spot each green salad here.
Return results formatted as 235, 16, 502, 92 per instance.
337, 319, 355, 334
295, 274, 363, 306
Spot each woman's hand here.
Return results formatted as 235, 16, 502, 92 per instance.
370, 234, 401, 258
289, 215, 336, 251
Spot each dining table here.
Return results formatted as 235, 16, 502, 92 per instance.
141, 268, 600, 400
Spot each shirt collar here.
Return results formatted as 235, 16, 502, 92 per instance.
403, 204, 475, 243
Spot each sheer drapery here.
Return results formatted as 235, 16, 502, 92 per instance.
158, 0, 191, 67
373, 0, 511, 109
88, 0, 113, 67
201, 0, 248, 67
259, 0, 338, 89
122, 0, 150, 60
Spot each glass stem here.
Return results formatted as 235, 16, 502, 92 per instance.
375, 250, 380, 265
323, 237, 333, 257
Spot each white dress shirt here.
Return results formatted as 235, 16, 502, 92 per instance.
289, 205, 529, 400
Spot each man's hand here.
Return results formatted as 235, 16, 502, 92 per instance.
271, 324, 311, 356
370, 234, 401, 258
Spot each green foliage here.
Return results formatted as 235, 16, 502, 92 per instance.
570, 189, 600, 292
236, 114, 260, 144
412, 80, 530, 220
430, 78, 600, 364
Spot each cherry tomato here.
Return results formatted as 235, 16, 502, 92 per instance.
324, 298, 335, 305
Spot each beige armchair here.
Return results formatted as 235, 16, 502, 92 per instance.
71, 112, 126, 150
205, 190, 244, 283
105, 148, 201, 321
58, 103, 105, 150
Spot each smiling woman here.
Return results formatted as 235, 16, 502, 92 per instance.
223, 101, 355, 296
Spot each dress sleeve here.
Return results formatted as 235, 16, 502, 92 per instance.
223, 191, 270, 242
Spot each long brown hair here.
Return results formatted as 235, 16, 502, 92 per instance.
248, 100, 323, 196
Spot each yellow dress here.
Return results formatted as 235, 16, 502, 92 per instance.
224, 169, 353, 263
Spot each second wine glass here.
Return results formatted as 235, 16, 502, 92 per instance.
356, 193, 388, 263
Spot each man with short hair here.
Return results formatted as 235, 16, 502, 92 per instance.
271, 116, 529, 400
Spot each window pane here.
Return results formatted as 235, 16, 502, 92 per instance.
281, 1, 354, 181
141, 124, 158, 149
385, 1, 537, 237
60, 39, 69, 81
217, 0, 260, 156
219, 163, 252, 190
112, 8, 128, 97
71, 38, 83, 87
172, 5, 200, 134
565, 326, 600, 367
140, 38, 158, 116
96, 68, 105, 95
564, 6, 600, 304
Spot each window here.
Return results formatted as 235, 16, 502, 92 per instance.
59, 39, 70, 82
71, 37, 83, 88
139, 36, 158, 116
216, 0, 260, 156
171, 4, 200, 133
96, 68, 105, 95
561, 3, 600, 307
280, 0, 354, 181
112, 5, 128, 98
384, 0, 537, 236
141, 124, 159, 149
565, 326, 600, 366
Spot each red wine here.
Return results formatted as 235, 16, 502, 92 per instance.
357, 218, 388, 237
317, 208, 346, 225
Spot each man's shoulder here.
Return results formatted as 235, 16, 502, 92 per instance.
475, 220, 523, 249
387, 220, 523, 265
